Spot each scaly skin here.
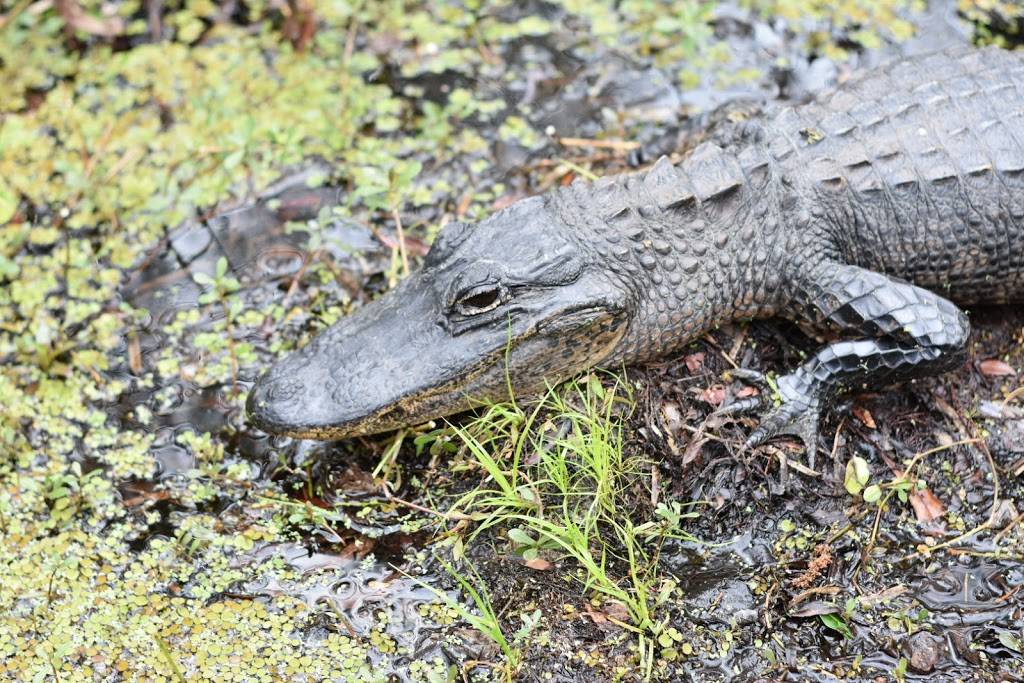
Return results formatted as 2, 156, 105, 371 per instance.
248, 46, 1024, 455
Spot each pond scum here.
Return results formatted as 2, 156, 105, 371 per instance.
1, 1, 1021, 681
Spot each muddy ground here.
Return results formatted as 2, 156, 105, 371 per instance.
1, 0, 1022, 681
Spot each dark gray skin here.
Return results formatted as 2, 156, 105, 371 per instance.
248, 46, 1024, 456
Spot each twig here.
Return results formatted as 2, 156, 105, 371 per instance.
788, 585, 841, 609
701, 333, 741, 370
384, 492, 476, 522
101, 147, 144, 182
278, 248, 316, 313
146, 0, 162, 40
552, 157, 599, 181
774, 448, 821, 477
557, 137, 640, 151
933, 394, 1001, 521
727, 325, 747, 363
342, 13, 358, 66
391, 208, 410, 276
1001, 385, 1024, 409
154, 637, 186, 683
828, 416, 847, 477
944, 547, 1023, 561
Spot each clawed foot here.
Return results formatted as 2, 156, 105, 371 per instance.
715, 369, 822, 461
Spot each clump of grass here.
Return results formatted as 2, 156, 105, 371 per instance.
441, 372, 698, 672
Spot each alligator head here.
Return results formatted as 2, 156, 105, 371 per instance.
246, 196, 631, 439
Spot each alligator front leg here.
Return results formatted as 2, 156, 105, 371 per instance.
735, 262, 970, 459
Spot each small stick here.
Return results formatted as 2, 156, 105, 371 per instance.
392, 208, 410, 276
557, 137, 641, 151
384, 492, 476, 522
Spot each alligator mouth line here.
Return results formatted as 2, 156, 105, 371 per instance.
256, 308, 628, 440
259, 339, 518, 440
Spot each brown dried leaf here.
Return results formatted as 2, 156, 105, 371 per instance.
909, 487, 945, 523
127, 334, 143, 375
700, 384, 726, 406
122, 489, 170, 508
377, 230, 430, 256
583, 602, 629, 630
660, 401, 682, 430
492, 193, 527, 211
603, 601, 631, 623
852, 406, 876, 429
789, 600, 840, 618
979, 359, 1017, 377
681, 436, 709, 467
524, 557, 552, 571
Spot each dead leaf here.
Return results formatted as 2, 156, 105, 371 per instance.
979, 359, 1017, 377
789, 600, 840, 618
700, 384, 726, 406
736, 385, 759, 399
377, 230, 430, 256
524, 557, 552, 571
856, 584, 908, 608
122, 489, 171, 508
681, 436, 709, 467
583, 602, 629, 630
852, 406, 876, 429
602, 601, 631, 623
909, 487, 945, 523
660, 401, 682, 430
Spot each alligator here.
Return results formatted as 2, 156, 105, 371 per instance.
247, 46, 1024, 456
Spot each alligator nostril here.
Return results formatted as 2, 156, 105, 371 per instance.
266, 377, 303, 402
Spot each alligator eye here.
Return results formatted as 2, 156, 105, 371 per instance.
455, 285, 503, 316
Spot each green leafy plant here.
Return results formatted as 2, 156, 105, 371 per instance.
43, 461, 105, 528
844, 455, 925, 505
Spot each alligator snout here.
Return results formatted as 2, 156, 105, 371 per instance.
246, 359, 347, 439
245, 275, 485, 440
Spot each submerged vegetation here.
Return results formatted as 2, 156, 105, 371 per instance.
1, 0, 1022, 680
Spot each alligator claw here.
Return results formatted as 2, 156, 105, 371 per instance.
723, 367, 769, 385
715, 367, 769, 417
718, 368, 824, 464
744, 394, 821, 465
713, 396, 762, 418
